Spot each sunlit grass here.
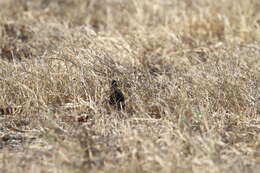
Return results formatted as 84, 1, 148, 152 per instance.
0, 0, 259, 173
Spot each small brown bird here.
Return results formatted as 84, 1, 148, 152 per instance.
109, 80, 125, 110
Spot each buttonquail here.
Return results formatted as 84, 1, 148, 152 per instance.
109, 80, 125, 110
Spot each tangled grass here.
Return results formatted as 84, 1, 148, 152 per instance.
0, 0, 259, 172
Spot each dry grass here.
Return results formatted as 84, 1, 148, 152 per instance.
0, 0, 259, 172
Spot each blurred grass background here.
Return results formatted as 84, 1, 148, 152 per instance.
0, 0, 259, 173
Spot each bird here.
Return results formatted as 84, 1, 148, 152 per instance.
109, 80, 125, 110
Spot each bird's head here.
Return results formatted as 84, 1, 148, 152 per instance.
111, 80, 118, 88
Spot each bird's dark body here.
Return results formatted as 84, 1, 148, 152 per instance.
109, 80, 125, 110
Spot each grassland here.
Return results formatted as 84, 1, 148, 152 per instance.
0, 0, 259, 172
